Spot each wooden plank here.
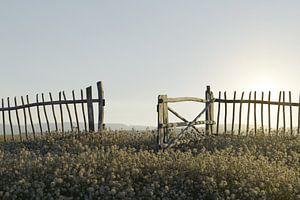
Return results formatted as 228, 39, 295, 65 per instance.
21, 96, 28, 140
97, 81, 104, 132
14, 97, 22, 141
231, 91, 236, 134
72, 90, 80, 133
238, 92, 244, 135
282, 91, 286, 134
49, 93, 58, 132
59, 92, 64, 133
157, 95, 164, 145
168, 106, 201, 134
36, 94, 43, 135
86, 86, 94, 132
42, 93, 50, 134
268, 91, 271, 135
162, 120, 215, 128
214, 99, 300, 107
254, 91, 257, 135
216, 91, 221, 135
261, 92, 264, 134
0, 99, 101, 112
63, 91, 73, 132
276, 91, 282, 135
246, 92, 252, 135
163, 95, 169, 142
26, 95, 35, 138
2, 98, 6, 142
7, 97, 14, 140
81, 89, 87, 132
289, 91, 293, 135
224, 91, 227, 134
164, 97, 207, 103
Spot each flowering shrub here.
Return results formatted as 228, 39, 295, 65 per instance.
1, 131, 300, 199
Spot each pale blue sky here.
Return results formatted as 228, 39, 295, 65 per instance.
1, 1, 300, 126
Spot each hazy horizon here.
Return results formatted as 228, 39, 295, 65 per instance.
1, 1, 300, 126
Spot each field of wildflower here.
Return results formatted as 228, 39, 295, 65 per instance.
1, 130, 300, 199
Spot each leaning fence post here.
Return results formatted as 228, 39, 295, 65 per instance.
157, 95, 164, 146
205, 86, 214, 135
86, 86, 95, 132
97, 81, 104, 132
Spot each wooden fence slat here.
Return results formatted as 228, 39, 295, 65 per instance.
2, 99, 6, 142
49, 93, 58, 132
246, 92, 252, 135
276, 91, 282, 135
216, 91, 221, 135
21, 96, 28, 140
86, 86, 94, 132
238, 92, 244, 135
59, 92, 64, 133
254, 91, 257, 135
261, 92, 264, 134
289, 91, 293, 135
224, 92, 227, 134
36, 94, 43, 135
283, 91, 286, 135
231, 91, 236, 134
268, 91, 271, 135
7, 97, 14, 140
81, 89, 87, 132
97, 81, 104, 131
42, 93, 50, 134
63, 91, 73, 132
26, 95, 35, 138
14, 97, 22, 141
72, 90, 80, 133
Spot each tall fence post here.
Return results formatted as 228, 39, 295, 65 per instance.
97, 81, 104, 132
205, 85, 214, 135
163, 95, 169, 143
157, 95, 164, 146
86, 86, 94, 132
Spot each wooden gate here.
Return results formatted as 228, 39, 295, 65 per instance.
158, 85, 300, 148
157, 86, 215, 148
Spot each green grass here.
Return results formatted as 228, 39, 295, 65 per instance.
1, 131, 300, 199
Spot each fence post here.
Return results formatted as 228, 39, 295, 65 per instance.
163, 95, 169, 143
86, 86, 95, 132
205, 86, 214, 135
157, 95, 164, 146
97, 81, 104, 132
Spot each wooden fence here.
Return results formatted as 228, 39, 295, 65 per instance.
0, 81, 105, 141
157, 86, 300, 148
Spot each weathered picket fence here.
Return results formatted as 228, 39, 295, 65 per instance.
157, 86, 300, 148
0, 81, 105, 141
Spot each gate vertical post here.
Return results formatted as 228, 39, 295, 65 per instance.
205, 86, 214, 135
157, 95, 164, 146
162, 95, 169, 143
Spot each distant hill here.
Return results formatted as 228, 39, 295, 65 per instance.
0, 123, 156, 134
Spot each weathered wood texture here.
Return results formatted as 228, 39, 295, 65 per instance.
0, 81, 105, 141
157, 86, 300, 147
